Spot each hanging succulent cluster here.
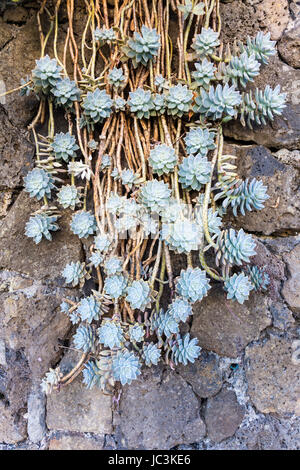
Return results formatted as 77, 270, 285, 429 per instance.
14, 0, 283, 395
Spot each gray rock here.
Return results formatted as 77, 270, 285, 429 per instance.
245, 337, 300, 416
0, 402, 27, 444
282, 243, 300, 314
115, 367, 206, 449
204, 388, 245, 443
27, 388, 46, 444
49, 433, 105, 450
191, 285, 271, 357
270, 302, 295, 331
278, 18, 300, 68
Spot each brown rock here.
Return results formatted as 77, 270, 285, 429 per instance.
191, 286, 271, 357
176, 351, 223, 398
49, 433, 105, 450
245, 337, 300, 416
46, 376, 112, 434
116, 367, 206, 449
0, 191, 83, 283
278, 18, 300, 68
0, 402, 27, 444
205, 388, 245, 443
282, 243, 300, 314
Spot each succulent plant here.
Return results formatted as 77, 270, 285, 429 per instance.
82, 88, 113, 124
94, 233, 112, 253
176, 268, 210, 303
171, 333, 201, 365
104, 257, 123, 276
125, 25, 160, 67
114, 215, 138, 233
242, 31, 276, 65
128, 88, 154, 119
224, 272, 254, 304
24, 168, 54, 201
51, 77, 81, 108
184, 127, 215, 156
160, 199, 185, 223
62, 261, 89, 287
254, 85, 286, 124
150, 93, 166, 116
215, 178, 269, 216
152, 310, 179, 338
76, 295, 102, 323
165, 84, 193, 117
194, 83, 242, 120
25, 213, 59, 244
167, 298, 193, 323
149, 144, 177, 176
50, 132, 79, 162
108, 67, 125, 88
121, 169, 139, 188
142, 342, 161, 366
57, 185, 80, 209
192, 59, 216, 88
98, 320, 124, 349
89, 251, 103, 267
40, 367, 62, 395
94, 27, 116, 45
83, 354, 115, 392
32, 55, 62, 93
73, 324, 96, 352
129, 323, 145, 343
178, 0, 205, 19
225, 52, 260, 88
112, 350, 141, 385
196, 206, 222, 236
178, 154, 212, 190
192, 28, 220, 58
140, 213, 159, 236
140, 179, 171, 213
247, 265, 270, 291
216, 228, 256, 267
126, 280, 151, 311
161, 217, 200, 254
100, 154, 111, 170
154, 74, 167, 91
107, 193, 126, 215
82, 360, 102, 389
70, 211, 96, 239
104, 275, 127, 299
113, 97, 127, 111
68, 161, 92, 180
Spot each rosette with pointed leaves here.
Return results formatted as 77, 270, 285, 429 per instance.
108, 67, 125, 88
184, 127, 215, 156
94, 233, 112, 253
239, 85, 286, 128
107, 193, 125, 214
125, 25, 160, 67
129, 324, 145, 343
216, 228, 256, 267
82, 360, 101, 389
165, 84, 193, 117
161, 217, 200, 254
178, 154, 212, 190
150, 93, 166, 116
76, 295, 102, 323
82, 88, 113, 124
50, 132, 79, 162
24, 168, 54, 200
104, 257, 123, 276
167, 298, 192, 323
154, 75, 167, 91
100, 154, 111, 170
83, 354, 115, 392
104, 275, 127, 299
140, 179, 171, 213
215, 178, 269, 216
192, 59, 216, 88
73, 324, 96, 352
32, 55, 62, 94
51, 77, 80, 108
178, 0, 205, 20
113, 97, 126, 111
121, 169, 139, 188
126, 279, 151, 311
149, 144, 177, 176
142, 342, 161, 366
40, 367, 62, 395
128, 88, 154, 119
224, 272, 254, 304
192, 28, 220, 58
98, 320, 124, 349
176, 268, 210, 303
140, 213, 158, 236
57, 185, 80, 209
194, 84, 242, 120
68, 161, 92, 180
70, 211, 96, 239
89, 251, 103, 267
247, 265, 270, 291
25, 214, 59, 244
94, 27, 116, 45
172, 333, 201, 365
151, 310, 179, 338
160, 199, 185, 223
196, 204, 222, 236
225, 52, 260, 88
112, 350, 142, 385
62, 261, 88, 287
115, 215, 138, 233
242, 31, 276, 65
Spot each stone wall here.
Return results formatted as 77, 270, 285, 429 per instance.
0, 0, 299, 450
